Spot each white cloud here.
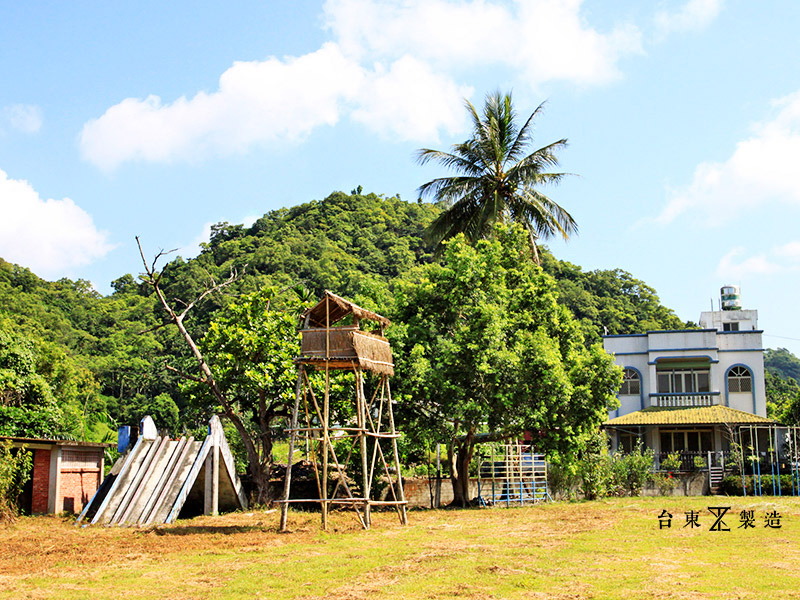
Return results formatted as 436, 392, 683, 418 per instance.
81, 43, 364, 170
716, 240, 800, 280
2, 104, 42, 133
654, 91, 800, 225
515, 0, 641, 85
351, 56, 471, 141
716, 247, 783, 280
774, 241, 800, 261
655, 0, 724, 36
324, 0, 642, 85
0, 169, 113, 276
80, 42, 467, 169
81, 1, 646, 169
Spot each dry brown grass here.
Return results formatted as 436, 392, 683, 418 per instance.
3, 497, 800, 599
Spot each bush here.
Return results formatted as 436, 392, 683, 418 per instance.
622, 443, 655, 495
652, 472, 677, 495
547, 455, 580, 500
575, 435, 655, 500
0, 440, 32, 522
720, 473, 798, 496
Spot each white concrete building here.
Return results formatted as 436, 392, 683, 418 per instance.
603, 287, 773, 457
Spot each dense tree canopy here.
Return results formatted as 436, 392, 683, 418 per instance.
0, 190, 686, 459
390, 225, 621, 505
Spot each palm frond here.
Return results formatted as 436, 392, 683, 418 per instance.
418, 176, 484, 205
506, 100, 546, 163
416, 147, 483, 177
513, 189, 578, 241
416, 90, 577, 255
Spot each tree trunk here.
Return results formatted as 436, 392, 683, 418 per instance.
449, 432, 475, 507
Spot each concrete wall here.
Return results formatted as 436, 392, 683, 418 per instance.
400, 472, 711, 507
642, 472, 708, 497
400, 477, 498, 508
604, 327, 766, 419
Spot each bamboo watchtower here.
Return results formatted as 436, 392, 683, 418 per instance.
279, 291, 408, 531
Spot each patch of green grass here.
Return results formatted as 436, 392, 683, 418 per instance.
4, 498, 800, 599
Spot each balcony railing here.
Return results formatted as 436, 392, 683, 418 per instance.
655, 450, 729, 471
653, 393, 714, 407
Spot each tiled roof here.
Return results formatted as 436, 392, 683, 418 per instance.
603, 405, 775, 427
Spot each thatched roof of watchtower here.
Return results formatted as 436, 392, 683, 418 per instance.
298, 291, 394, 376
302, 290, 391, 329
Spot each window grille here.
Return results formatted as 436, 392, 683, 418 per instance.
728, 366, 752, 393
620, 368, 640, 395
61, 449, 99, 469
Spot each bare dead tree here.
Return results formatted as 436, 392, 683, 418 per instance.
136, 237, 276, 504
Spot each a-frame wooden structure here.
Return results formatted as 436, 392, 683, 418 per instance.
279, 291, 407, 530
76, 415, 247, 527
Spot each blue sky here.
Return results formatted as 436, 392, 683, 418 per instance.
2, 0, 800, 354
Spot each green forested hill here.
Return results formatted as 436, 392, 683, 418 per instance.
0, 189, 689, 439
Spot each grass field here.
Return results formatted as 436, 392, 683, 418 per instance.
3, 496, 800, 599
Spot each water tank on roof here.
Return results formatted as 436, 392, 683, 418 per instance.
720, 285, 741, 311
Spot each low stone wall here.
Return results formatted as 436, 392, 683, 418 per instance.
642, 471, 708, 497
400, 477, 498, 508
398, 471, 709, 507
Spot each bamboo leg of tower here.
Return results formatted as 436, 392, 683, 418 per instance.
322, 364, 330, 530
280, 366, 304, 532
357, 369, 371, 528
385, 376, 408, 525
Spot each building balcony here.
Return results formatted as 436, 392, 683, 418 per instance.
651, 393, 717, 408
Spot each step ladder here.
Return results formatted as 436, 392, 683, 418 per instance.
709, 466, 725, 494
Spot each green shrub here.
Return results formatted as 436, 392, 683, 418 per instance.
720, 473, 798, 496
622, 443, 655, 495
652, 472, 677, 495
575, 437, 655, 500
660, 451, 682, 472
0, 440, 32, 522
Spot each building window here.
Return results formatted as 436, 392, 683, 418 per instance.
619, 432, 643, 453
723, 322, 739, 332
620, 368, 640, 395
659, 429, 713, 453
656, 369, 710, 394
728, 366, 752, 393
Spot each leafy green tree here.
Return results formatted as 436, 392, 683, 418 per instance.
540, 253, 690, 344
765, 348, 800, 382
0, 440, 32, 522
187, 289, 302, 503
390, 224, 621, 506
417, 91, 577, 263
0, 325, 67, 437
765, 369, 800, 421
142, 243, 306, 505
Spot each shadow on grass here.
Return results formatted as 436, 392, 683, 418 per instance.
148, 524, 275, 536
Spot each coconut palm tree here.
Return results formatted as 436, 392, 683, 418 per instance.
417, 91, 577, 263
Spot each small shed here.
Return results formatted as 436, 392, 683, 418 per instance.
298, 290, 394, 375
1, 436, 107, 515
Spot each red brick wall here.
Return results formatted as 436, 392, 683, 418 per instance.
31, 449, 51, 514
59, 469, 100, 513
